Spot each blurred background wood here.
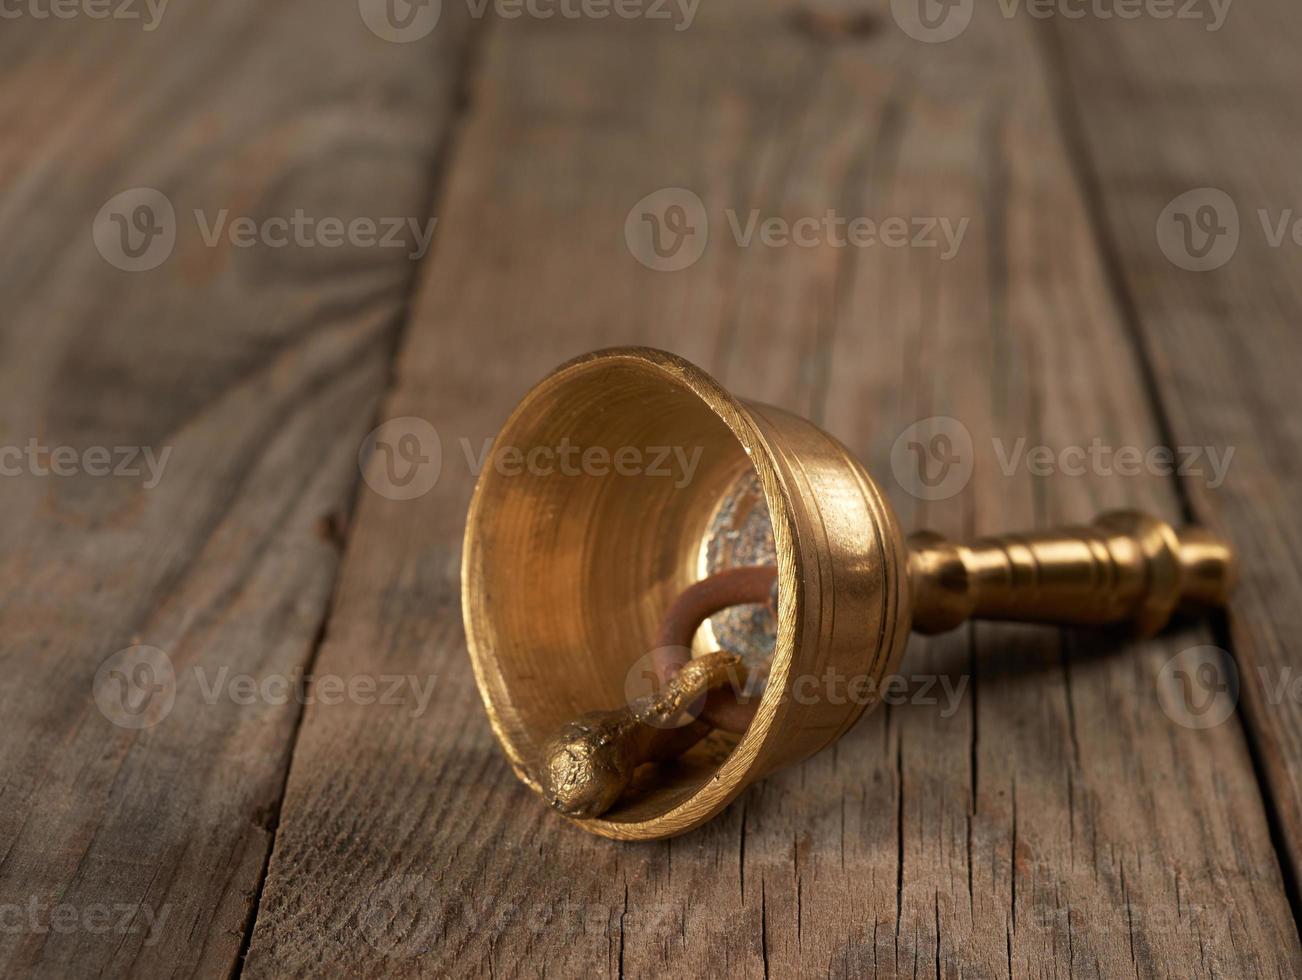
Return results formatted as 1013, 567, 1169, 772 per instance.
0, 3, 474, 976
1, 0, 1299, 977
1044, 4, 1302, 896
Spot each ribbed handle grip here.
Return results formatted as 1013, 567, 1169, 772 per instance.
907, 510, 1236, 637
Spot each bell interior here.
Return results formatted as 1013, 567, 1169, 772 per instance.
464, 357, 779, 825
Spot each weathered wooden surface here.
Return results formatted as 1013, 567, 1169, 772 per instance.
240, 2, 1301, 977
0, 4, 473, 977
4, 0, 1301, 977
1044, 4, 1302, 896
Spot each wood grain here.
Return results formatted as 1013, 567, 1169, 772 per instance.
0, 4, 474, 977
1041, 2, 1302, 896
244, 2, 1300, 977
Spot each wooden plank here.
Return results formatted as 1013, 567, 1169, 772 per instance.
1040, 1, 1302, 896
0, 5, 473, 977
246, 2, 1300, 976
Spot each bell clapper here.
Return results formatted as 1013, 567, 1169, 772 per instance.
539, 567, 776, 818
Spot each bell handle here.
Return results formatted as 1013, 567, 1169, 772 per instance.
907, 510, 1236, 637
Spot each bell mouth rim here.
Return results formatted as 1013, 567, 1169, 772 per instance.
462, 346, 803, 840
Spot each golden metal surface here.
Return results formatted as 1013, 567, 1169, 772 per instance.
461, 347, 1236, 840
907, 512, 1235, 636
538, 651, 743, 819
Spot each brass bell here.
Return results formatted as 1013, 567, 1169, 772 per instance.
461, 347, 1235, 840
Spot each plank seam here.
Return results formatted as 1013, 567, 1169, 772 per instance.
1030, 12, 1302, 939
226, 15, 497, 978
